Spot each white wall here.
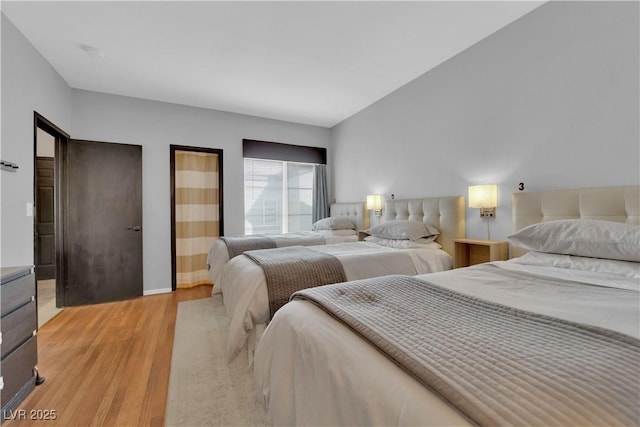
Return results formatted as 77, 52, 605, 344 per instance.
1, 13, 72, 267
3, 1, 638, 289
331, 1, 639, 242
71, 90, 331, 293
1, 11, 331, 294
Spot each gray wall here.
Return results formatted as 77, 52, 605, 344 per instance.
3, 1, 638, 292
1, 12, 331, 294
331, 1, 639, 241
71, 90, 331, 293
1, 14, 72, 267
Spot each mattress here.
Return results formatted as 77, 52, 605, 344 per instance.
221, 241, 452, 362
254, 256, 640, 426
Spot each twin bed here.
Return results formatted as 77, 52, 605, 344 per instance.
220, 195, 465, 362
206, 201, 368, 289
254, 185, 640, 426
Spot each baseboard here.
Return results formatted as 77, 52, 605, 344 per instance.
144, 288, 172, 296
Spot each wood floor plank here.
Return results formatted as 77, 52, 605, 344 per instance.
3, 285, 212, 427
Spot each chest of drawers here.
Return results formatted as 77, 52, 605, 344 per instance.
1, 266, 38, 419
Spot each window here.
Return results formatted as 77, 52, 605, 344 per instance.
242, 139, 328, 235
244, 158, 314, 234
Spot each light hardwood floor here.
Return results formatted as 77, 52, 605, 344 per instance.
4, 285, 212, 427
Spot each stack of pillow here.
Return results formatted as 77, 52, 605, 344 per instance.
364, 220, 441, 249
311, 217, 357, 237
507, 219, 639, 277
508, 219, 639, 262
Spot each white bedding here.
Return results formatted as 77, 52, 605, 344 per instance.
221, 241, 452, 362
254, 258, 640, 426
206, 231, 358, 292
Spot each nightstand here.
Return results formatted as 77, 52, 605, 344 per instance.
357, 230, 369, 241
454, 238, 508, 268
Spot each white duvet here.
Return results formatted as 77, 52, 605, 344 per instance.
255, 256, 640, 426
206, 231, 358, 292
221, 241, 452, 362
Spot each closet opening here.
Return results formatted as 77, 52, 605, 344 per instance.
170, 145, 224, 291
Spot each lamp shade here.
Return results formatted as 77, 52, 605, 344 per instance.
366, 194, 382, 210
468, 184, 497, 208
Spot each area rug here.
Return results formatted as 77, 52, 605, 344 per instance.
165, 295, 267, 427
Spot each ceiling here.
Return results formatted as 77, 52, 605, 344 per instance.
2, 1, 544, 127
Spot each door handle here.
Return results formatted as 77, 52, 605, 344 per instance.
127, 226, 141, 232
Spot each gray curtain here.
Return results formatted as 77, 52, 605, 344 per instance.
312, 164, 329, 222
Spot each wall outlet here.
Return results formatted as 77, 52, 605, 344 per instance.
479, 207, 496, 217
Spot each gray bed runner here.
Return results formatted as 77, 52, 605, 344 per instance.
221, 235, 326, 259
220, 236, 277, 258
292, 271, 640, 427
244, 246, 347, 318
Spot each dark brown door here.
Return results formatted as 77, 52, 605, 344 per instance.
36, 157, 55, 280
64, 140, 143, 305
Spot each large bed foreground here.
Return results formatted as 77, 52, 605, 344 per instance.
207, 202, 368, 290
254, 185, 640, 426
221, 195, 465, 363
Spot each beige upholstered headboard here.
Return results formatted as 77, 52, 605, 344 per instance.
330, 202, 369, 230
381, 196, 465, 256
512, 185, 640, 258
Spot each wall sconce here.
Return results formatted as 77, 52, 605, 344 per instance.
366, 194, 383, 217
468, 184, 497, 217
469, 184, 498, 240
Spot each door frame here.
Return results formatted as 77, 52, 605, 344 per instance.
169, 145, 224, 291
33, 112, 69, 308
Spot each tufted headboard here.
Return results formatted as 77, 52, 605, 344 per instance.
511, 185, 640, 258
381, 196, 465, 256
329, 202, 369, 231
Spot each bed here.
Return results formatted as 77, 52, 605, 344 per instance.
221, 195, 465, 363
207, 202, 367, 292
254, 185, 640, 426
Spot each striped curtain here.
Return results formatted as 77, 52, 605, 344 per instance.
175, 151, 220, 288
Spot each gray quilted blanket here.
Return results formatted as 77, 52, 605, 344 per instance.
292, 273, 640, 427
244, 246, 346, 318
220, 236, 277, 258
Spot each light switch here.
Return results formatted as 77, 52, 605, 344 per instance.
26, 202, 33, 217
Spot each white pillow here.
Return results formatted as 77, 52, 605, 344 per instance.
312, 216, 356, 231
313, 229, 357, 237
367, 220, 439, 241
511, 251, 640, 279
508, 219, 640, 262
365, 235, 441, 249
